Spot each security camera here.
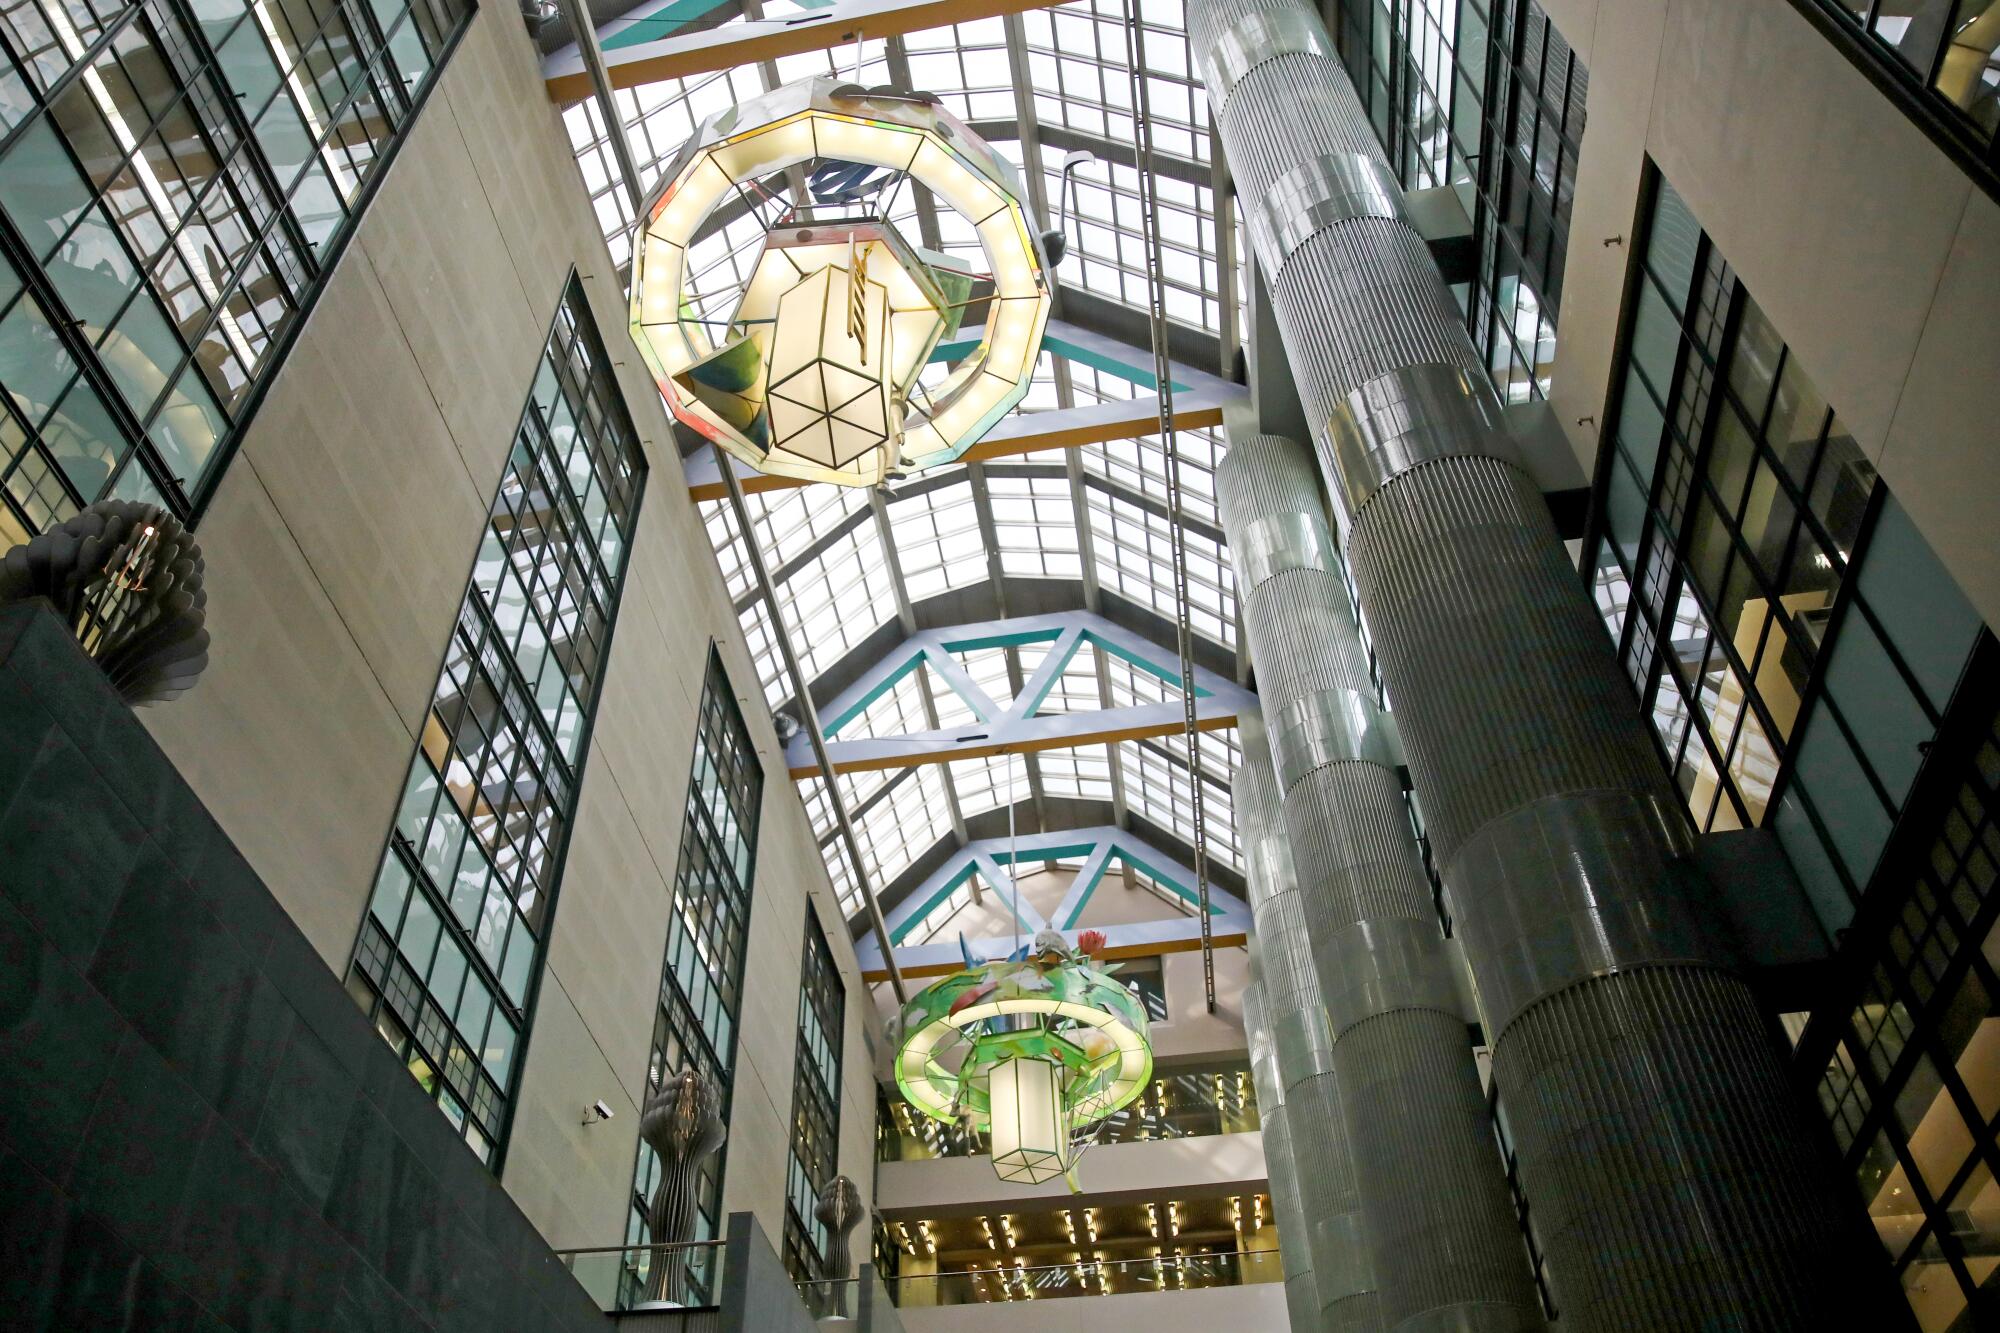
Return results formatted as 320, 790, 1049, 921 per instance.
582, 1099, 615, 1126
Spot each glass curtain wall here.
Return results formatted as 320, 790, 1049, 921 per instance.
1325, 0, 1586, 402
1806, 648, 2000, 1333
1585, 169, 1984, 939
346, 277, 647, 1165
783, 912, 846, 1283
626, 648, 763, 1285
0, 0, 470, 544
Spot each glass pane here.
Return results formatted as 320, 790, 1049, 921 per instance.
1794, 706, 1894, 886
1645, 179, 1701, 314
1775, 790, 1853, 934
1932, 0, 2000, 133
1822, 609, 1933, 809
1627, 279, 1682, 405
1, 117, 94, 257
1614, 362, 1667, 493
1857, 492, 1981, 718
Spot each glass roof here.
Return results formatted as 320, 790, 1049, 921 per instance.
561, 0, 1246, 925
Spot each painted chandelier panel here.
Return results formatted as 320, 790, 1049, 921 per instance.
630, 77, 1053, 488
894, 931, 1152, 1187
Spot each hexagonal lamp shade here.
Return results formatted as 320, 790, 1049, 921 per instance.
630, 76, 1052, 487
894, 943, 1152, 1189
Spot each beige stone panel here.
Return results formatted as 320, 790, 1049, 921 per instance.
141, 458, 409, 968
235, 248, 486, 735
1876, 190, 2000, 631
356, 80, 545, 502
578, 592, 701, 881
505, 975, 641, 1247
443, 11, 609, 326
1545, 0, 1665, 477
1538, 0, 1602, 63
1648, 0, 1966, 447
541, 750, 675, 1112
1151, 947, 1249, 1064
719, 1054, 793, 1243
736, 850, 809, 1110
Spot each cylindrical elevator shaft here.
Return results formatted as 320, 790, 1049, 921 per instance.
1237, 719, 1378, 1332
1242, 976, 1323, 1332
1223, 435, 1541, 1333
1191, 0, 1878, 1326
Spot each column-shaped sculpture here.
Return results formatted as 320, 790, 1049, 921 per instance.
1235, 719, 1376, 1333
638, 1068, 726, 1306
813, 1174, 863, 1318
1223, 435, 1540, 1333
1192, 1, 1883, 1325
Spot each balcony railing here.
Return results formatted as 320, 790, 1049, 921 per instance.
880, 1060, 1260, 1161
888, 1248, 1284, 1306
552, 1239, 728, 1312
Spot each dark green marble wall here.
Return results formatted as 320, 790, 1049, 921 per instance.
0, 601, 612, 1332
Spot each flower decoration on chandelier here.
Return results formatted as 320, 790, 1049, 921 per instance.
894, 930, 1152, 1189
629, 76, 1053, 487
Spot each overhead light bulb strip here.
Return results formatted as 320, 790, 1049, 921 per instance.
1120, 0, 1215, 1012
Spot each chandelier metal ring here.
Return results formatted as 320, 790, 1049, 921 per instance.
629, 75, 1053, 487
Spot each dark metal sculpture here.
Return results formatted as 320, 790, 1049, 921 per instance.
813, 1174, 864, 1318
636, 1067, 726, 1306
0, 501, 208, 705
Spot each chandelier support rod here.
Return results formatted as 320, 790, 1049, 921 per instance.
1121, 2, 1214, 1012
719, 454, 909, 1002
556, 0, 646, 218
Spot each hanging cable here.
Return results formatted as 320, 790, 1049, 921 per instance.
1120, 1, 1216, 1012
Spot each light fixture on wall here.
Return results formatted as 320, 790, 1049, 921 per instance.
629, 76, 1053, 487
892, 929, 1150, 1188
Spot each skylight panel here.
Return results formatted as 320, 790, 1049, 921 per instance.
1037, 743, 1113, 800
948, 752, 1031, 818
985, 469, 1081, 580
1086, 486, 1236, 649
886, 475, 984, 603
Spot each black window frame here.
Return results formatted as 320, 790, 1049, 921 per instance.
345, 271, 648, 1170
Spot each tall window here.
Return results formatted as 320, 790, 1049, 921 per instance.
627, 649, 761, 1273
1586, 169, 1984, 936
1326, 0, 1586, 402
346, 278, 647, 1165
0, 0, 469, 547
784, 911, 846, 1283
1804, 645, 2000, 1333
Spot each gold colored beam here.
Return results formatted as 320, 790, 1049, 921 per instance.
548, 0, 1060, 100
786, 711, 1240, 779
861, 933, 1249, 982
688, 397, 1225, 502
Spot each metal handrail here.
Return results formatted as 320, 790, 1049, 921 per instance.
550, 1239, 727, 1258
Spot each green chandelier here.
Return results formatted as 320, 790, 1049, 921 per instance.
893, 931, 1153, 1187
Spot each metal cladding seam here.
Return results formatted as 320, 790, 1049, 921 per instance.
1238, 728, 1381, 1332
1244, 979, 1324, 1332
1224, 438, 1541, 1333
1192, 0, 1887, 1324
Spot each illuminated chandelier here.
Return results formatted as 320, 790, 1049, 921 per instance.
629, 76, 1053, 487
894, 930, 1152, 1187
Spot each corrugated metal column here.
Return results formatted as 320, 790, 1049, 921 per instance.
1223, 437, 1539, 1333
1236, 718, 1372, 1333
1242, 979, 1322, 1333
1190, 1, 1878, 1327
